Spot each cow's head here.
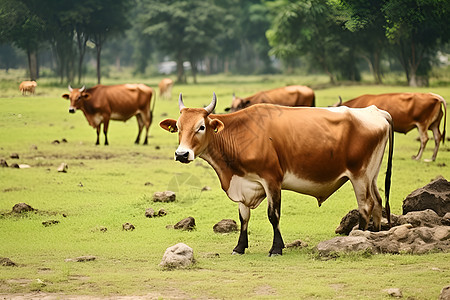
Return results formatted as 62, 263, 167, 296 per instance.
160, 93, 224, 163
225, 94, 251, 112
62, 85, 91, 113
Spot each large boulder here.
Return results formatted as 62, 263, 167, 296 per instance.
402, 177, 450, 217
174, 217, 196, 231
160, 243, 195, 269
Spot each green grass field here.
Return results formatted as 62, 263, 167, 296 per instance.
0, 71, 449, 299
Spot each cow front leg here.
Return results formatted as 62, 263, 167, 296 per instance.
95, 126, 101, 145
103, 119, 110, 145
233, 203, 250, 255
267, 188, 284, 256
135, 114, 144, 144
412, 126, 428, 160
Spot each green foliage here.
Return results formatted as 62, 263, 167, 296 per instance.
0, 73, 449, 298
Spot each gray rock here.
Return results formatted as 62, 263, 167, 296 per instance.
11, 203, 34, 214
397, 209, 443, 227
65, 256, 96, 262
10, 153, 19, 159
159, 243, 195, 269
122, 222, 135, 231
439, 285, 450, 300
42, 220, 59, 227
0, 159, 8, 167
317, 236, 373, 256
402, 177, 450, 217
285, 239, 308, 248
57, 163, 68, 173
384, 288, 402, 298
145, 208, 156, 218
153, 191, 176, 203
0, 257, 17, 266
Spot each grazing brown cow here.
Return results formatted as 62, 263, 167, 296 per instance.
335, 93, 447, 161
159, 78, 174, 100
62, 84, 154, 145
160, 93, 394, 256
19, 81, 37, 95
225, 85, 315, 112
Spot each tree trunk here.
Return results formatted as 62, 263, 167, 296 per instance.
96, 43, 102, 84
176, 52, 185, 83
27, 50, 38, 81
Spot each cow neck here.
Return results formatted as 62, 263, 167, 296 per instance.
200, 119, 245, 190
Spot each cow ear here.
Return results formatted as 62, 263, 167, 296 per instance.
210, 119, 224, 133
160, 119, 178, 133
62, 94, 69, 100
244, 100, 251, 107
82, 93, 92, 101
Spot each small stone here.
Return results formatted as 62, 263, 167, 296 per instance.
384, 288, 402, 298
213, 219, 238, 233
439, 285, 450, 300
12, 203, 34, 214
65, 256, 96, 262
201, 186, 211, 192
285, 239, 308, 248
145, 208, 155, 218
10, 163, 19, 168
174, 217, 195, 231
158, 209, 167, 217
0, 257, 17, 266
0, 159, 8, 167
159, 243, 195, 269
10, 153, 19, 159
122, 222, 135, 231
153, 191, 176, 202
52, 140, 60, 144
57, 163, 68, 172
42, 220, 60, 227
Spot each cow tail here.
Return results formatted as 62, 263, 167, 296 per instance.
431, 93, 447, 144
384, 117, 394, 227
150, 88, 156, 125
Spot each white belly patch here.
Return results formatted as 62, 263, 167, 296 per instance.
227, 174, 267, 209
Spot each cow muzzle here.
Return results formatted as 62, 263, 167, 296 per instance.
69, 107, 76, 114
175, 150, 191, 163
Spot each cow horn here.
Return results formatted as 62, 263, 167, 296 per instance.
68, 85, 73, 92
204, 92, 217, 114
178, 93, 186, 112
79, 85, 86, 93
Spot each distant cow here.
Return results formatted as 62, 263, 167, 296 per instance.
62, 84, 154, 145
159, 78, 174, 100
335, 93, 447, 161
225, 85, 315, 112
160, 93, 393, 256
19, 81, 37, 95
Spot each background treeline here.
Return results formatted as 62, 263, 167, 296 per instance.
0, 0, 449, 86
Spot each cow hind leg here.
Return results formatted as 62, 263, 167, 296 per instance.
351, 179, 373, 231
428, 120, 442, 162
233, 203, 250, 255
95, 126, 101, 145
267, 188, 284, 256
135, 114, 144, 144
371, 180, 383, 231
412, 125, 429, 160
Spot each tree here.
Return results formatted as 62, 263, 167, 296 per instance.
138, 0, 225, 83
266, 0, 350, 83
339, 0, 388, 84
0, 0, 44, 80
383, 0, 450, 86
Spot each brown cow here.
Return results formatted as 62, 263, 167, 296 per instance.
225, 85, 315, 112
19, 81, 37, 95
160, 93, 394, 256
159, 78, 174, 100
335, 93, 447, 161
62, 84, 154, 145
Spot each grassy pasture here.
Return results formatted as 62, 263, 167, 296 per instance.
0, 72, 449, 299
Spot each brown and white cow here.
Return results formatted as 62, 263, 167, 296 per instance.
62, 84, 154, 145
19, 80, 37, 95
160, 93, 394, 256
159, 78, 174, 100
225, 85, 315, 112
335, 93, 447, 161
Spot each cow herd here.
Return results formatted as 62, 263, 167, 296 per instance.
20, 78, 447, 255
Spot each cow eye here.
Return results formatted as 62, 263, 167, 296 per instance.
198, 125, 205, 132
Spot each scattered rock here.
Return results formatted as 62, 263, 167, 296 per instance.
30, 144, 38, 150
144, 181, 154, 186
155, 146, 160, 150
10, 163, 19, 168
443, 212, 450, 226
335, 209, 359, 235
397, 209, 443, 227
384, 288, 402, 298
0, 257, 17, 266
61, 138, 68, 143
57, 163, 68, 173
174, 217, 196, 231
317, 236, 373, 256
1, 159, 8, 167
65, 256, 96, 262
145, 208, 156, 218
153, 191, 176, 202
10, 153, 19, 159
42, 220, 60, 227
159, 243, 195, 269
439, 285, 450, 300
11, 203, 34, 214
158, 209, 167, 217
213, 219, 238, 233
203, 252, 220, 258
402, 176, 450, 217
122, 222, 135, 231
52, 140, 60, 144
91, 226, 107, 233
285, 239, 308, 248
201, 186, 211, 192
